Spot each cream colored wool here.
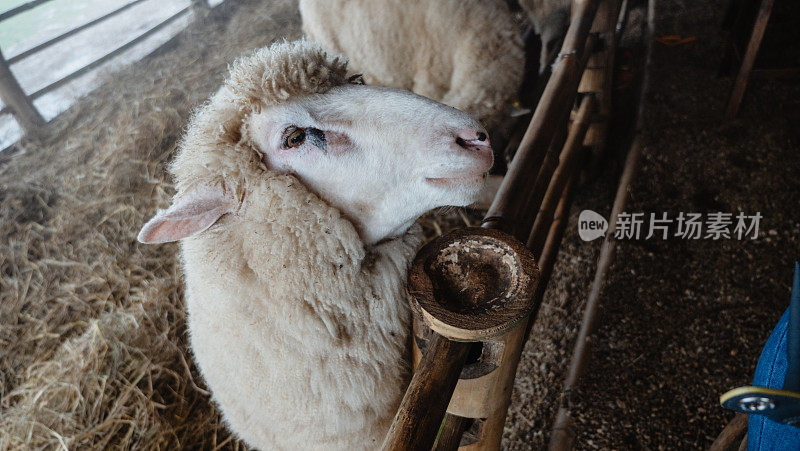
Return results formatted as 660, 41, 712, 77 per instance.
160, 40, 436, 449
298, 0, 525, 131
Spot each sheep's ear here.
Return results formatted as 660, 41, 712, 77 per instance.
138, 187, 234, 244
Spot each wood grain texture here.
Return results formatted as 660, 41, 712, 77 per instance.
408, 227, 539, 341
381, 334, 471, 451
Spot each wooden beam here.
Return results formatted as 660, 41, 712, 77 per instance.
0, 49, 44, 132
725, 0, 775, 119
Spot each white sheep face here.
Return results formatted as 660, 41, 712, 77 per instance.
248, 85, 493, 244
137, 85, 493, 246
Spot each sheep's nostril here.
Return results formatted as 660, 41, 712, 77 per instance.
455, 129, 491, 149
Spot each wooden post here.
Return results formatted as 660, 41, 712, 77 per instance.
725, 0, 775, 119
0, 49, 44, 132
396, 227, 539, 450
577, 0, 621, 156
381, 335, 471, 451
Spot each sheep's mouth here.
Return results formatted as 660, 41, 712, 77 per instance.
425, 172, 488, 187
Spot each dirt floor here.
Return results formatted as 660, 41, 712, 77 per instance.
1, 0, 798, 449
542, 0, 798, 449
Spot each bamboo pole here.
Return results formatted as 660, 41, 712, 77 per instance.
381, 334, 471, 451
548, 134, 642, 451
535, 177, 578, 298
724, 0, 775, 119
528, 95, 595, 254
489, 34, 597, 239
547, 0, 653, 446
483, 0, 599, 235
383, 1, 603, 449
0, 49, 44, 131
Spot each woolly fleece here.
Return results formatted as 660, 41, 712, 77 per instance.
298, 0, 525, 131
168, 40, 422, 449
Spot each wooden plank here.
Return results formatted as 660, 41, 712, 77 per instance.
725, 0, 776, 119
7, 0, 150, 65
0, 0, 56, 22
28, 6, 190, 100
0, 49, 44, 131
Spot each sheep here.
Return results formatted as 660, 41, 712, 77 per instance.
518, 0, 572, 72
137, 40, 493, 450
298, 0, 525, 135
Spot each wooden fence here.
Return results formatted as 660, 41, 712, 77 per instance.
0, 0, 213, 134
380, 0, 629, 448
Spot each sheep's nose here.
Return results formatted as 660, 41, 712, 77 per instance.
455, 128, 490, 150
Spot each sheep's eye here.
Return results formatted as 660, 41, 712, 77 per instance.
283, 127, 306, 148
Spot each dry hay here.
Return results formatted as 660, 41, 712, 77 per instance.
0, 0, 300, 448
0, 0, 481, 448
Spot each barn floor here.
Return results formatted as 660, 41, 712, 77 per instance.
0, 0, 798, 449
506, 0, 800, 449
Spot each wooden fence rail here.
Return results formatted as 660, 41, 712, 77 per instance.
0, 0, 212, 135
380, 0, 624, 447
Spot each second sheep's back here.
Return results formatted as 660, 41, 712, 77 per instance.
299, 0, 525, 134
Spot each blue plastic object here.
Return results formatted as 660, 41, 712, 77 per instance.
748, 262, 800, 450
